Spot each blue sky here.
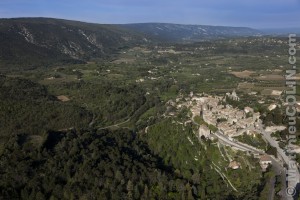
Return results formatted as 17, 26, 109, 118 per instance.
0, 0, 299, 28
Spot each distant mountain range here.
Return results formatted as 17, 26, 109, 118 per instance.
0, 17, 268, 69
260, 28, 300, 35
121, 23, 263, 42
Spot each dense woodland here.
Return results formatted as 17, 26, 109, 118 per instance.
0, 75, 92, 154
0, 128, 197, 200
0, 127, 270, 200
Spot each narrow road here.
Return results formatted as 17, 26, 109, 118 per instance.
98, 118, 131, 130
89, 113, 97, 127
269, 156, 285, 200
269, 175, 276, 200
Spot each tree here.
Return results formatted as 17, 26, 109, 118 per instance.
134, 185, 141, 199
266, 146, 277, 157
187, 189, 194, 200
191, 173, 200, 185
126, 180, 133, 199
142, 185, 149, 199
115, 170, 124, 182
36, 192, 46, 200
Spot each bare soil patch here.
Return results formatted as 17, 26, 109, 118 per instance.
230, 70, 255, 78
256, 75, 284, 81
238, 82, 254, 89
57, 95, 70, 102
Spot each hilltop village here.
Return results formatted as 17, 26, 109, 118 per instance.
169, 91, 263, 138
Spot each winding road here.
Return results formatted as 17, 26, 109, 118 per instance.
98, 118, 131, 130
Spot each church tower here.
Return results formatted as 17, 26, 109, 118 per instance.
200, 105, 204, 118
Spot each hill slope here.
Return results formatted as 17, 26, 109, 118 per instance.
0, 18, 148, 69
121, 23, 262, 42
0, 75, 92, 141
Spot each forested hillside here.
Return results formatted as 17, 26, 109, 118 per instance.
0, 128, 200, 199
0, 75, 92, 153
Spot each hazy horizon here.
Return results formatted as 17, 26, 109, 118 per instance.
0, 0, 300, 29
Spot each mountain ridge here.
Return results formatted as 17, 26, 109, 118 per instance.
0, 17, 263, 69
0, 17, 149, 70
120, 22, 263, 42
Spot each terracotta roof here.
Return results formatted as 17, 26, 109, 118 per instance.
260, 155, 272, 162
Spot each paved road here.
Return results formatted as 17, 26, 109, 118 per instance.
237, 122, 299, 200
255, 123, 299, 200
256, 125, 290, 165
193, 116, 298, 199
214, 131, 264, 153
192, 118, 263, 153
270, 156, 288, 200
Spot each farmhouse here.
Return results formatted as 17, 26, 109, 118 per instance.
259, 155, 272, 171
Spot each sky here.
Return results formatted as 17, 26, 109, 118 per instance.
0, 0, 300, 29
